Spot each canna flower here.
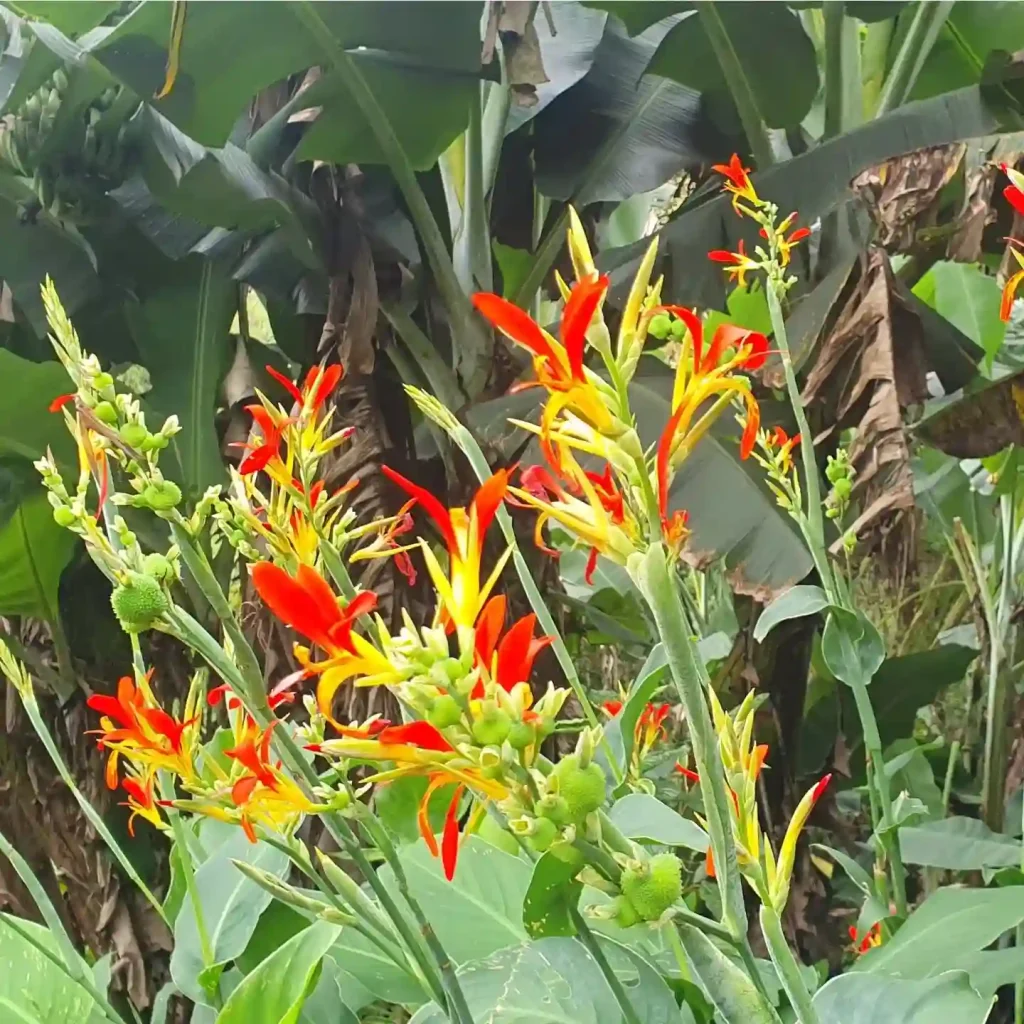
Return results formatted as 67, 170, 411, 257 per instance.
708, 240, 761, 289
712, 154, 762, 213
121, 768, 163, 836
767, 213, 811, 266
1001, 238, 1024, 322
472, 277, 618, 469
88, 672, 197, 789
512, 462, 639, 581
381, 467, 511, 632
250, 561, 399, 726
314, 720, 508, 880
1002, 162, 1024, 217
604, 699, 671, 778
474, 594, 553, 696
849, 922, 882, 955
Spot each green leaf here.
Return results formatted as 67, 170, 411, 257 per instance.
0, 914, 106, 1024
814, 971, 990, 1024
956, 947, 1024, 1000
900, 816, 1023, 871
0, 350, 74, 469
378, 836, 531, 965
913, 261, 1005, 372
409, 937, 663, 1024
215, 921, 341, 1024
296, 955, 359, 1024
821, 607, 885, 688
373, 775, 457, 845
170, 830, 289, 1005
647, 4, 819, 129
0, 491, 76, 621
609, 793, 709, 852
753, 585, 829, 642
9, 3, 120, 36
90, 1, 481, 167
125, 255, 235, 499
677, 924, 776, 1024
522, 852, 583, 939
326, 933, 423, 1007
236, 901, 310, 975
853, 886, 1024, 979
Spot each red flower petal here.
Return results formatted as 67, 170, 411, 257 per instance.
472, 293, 561, 369
561, 276, 608, 381
49, 392, 75, 413
378, 721, 453, 752
381, 465, 456, 552
441, 784, 464, 881
475, 594, 507, 668
264, 365, 303, 404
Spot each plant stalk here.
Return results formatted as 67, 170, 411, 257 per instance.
760, 905, 820, 1024
822, 2, 845, 140
696, 1, 775, 168
570, 908, 643, 1024
875, 1, 954, 115
636, 542, 747, 937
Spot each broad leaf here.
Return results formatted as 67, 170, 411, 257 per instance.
0, 350, 75, 469
900, 816, 1022, 871
215, 921, 341, 1024
814, 971, 990, 1024
90, 1, 481, 168
853, 885, 1024, 979
753, 585, 829, 642
677, 924, 776, 1024
125, 255, 235, 499
522, 852, 582, 939
821, 607, 885, 689
0, 914, 106, 1024
0, 491, 76, 621
170, 830, 289, 1005
609, 793, 708, 851
327, 931, 424, 1007
378, 836, 531, 965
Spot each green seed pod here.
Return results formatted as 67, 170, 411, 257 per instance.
613, 895, 641, 929
141, 480, 182, 511
93, 400, 118, 425
526, 816, 559, 853
111, 573, 168, 632
428, 694, 463, 730
670, 317, 687, 340
833, 477, 852, 500
119, 422, 149, 448
647, 313, 672, 341
507, 720, 536, 750
472, 702, 511, 747
535, 793, 570, 826
52, 506, 76, 528
142, 552, 174, 581
551, 754, 607, 822
620, 853, 682, 922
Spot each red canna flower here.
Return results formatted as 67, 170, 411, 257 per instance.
473, 595, 553, 696
1001, 238, 1024, 322
238, 404, 287, 475
251, 561, 397, 724
120, 770, 163, 836
1003, 163, 1024, 217
712, 154, 762, 212
266, 362, 343, 414
708, 240, 761, 289
848, 922, 882, 955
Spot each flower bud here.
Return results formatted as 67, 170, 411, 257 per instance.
428, 694, 463, 730
620, 853, 681, 921
551, 754, 606, 822
472, 701, 511, 746
507, 720, 536, 750
94, 400, 118, 425
647, 313, 672, 341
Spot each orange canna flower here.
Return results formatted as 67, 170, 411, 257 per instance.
712, 154, 762, 212
1002, 238, 1024, 322
708, 240, 761, 289
849, 922, 883, 955
267, 362, 343, 415
605, 700, 671, 767
120, 769, 164, 836
250, 562, 398, 725
88, 673, 196, 789
381, 467, 510, 632
473, 594, 553, 696
766, 213, 812, 266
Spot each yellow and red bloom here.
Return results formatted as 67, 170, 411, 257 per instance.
121, 768, 163, 836
767, 213, 812, 266
1001, 238, 1024, 322
250, 561, 399, 725
604, 699, 671, 777
381, 467, 511, 632
708, 240, 761, 289
712, 154, 762, 213
88, 672, 197, 789
473, 594, 553, 697
849, 922, 882, 955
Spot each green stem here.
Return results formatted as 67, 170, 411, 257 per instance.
635, 543, 747, 937
759, 905, 820, 1024
381, 300, 467, 410
0, 826, 128, 1024
822, 2, 845, 140
696, 1, 775, 167
875, 1, 954, 115
293, 2, 490, 392
765, 285, 833, 593
571, 909, 642, 1024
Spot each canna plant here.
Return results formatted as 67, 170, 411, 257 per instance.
3, 157, 1016, 1024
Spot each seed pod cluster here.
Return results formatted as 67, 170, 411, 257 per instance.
0, 65, 141, 222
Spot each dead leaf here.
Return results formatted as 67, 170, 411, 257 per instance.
852, 144, 965, 250
496, 1, 550, 108
803, 249, 930, 552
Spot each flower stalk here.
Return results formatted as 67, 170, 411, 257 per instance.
760, 904, 821, 1024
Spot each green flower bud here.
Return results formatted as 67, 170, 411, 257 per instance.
111, 573, 168, 632
647, 313, 672, 341
142, 552, 174, 581
428, 694, 463, 730
669, 317, 687, 340
551, 754, 606, 822
93, 372, 114, 392
833, 477, 852, 500
472, 702, 511, 746
620, 853, 682, 922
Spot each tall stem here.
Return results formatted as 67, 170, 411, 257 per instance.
759, 905, 820, 1024
875, 1, 954, 115
696, 1, 775, 168
636, 543, 747, 936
